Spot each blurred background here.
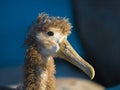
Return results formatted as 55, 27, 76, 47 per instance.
0, 0, 120, 88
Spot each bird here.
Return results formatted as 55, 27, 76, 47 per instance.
0, 13, 103, 90
22, 13, 95, 90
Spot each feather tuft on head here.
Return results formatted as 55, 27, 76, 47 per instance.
25, 13, 72, 47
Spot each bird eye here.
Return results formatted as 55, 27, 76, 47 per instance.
47, 31, 54, 36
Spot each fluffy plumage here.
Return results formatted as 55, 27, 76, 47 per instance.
25, 13, 72, 47
23, 13, 72, 90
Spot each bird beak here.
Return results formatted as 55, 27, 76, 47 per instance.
57, 39, 95, 79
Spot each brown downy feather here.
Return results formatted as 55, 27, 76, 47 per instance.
25, 13, 72, 47
24, 46, 55, 90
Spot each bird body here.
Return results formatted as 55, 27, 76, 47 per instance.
23, 46, 55, 90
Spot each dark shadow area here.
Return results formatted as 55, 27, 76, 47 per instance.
72, 0, 120, 87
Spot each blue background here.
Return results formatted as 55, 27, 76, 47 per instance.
0, 0, 85, 68
0, 0, 89, 86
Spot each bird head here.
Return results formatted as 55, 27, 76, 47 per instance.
26, 13, 95, 79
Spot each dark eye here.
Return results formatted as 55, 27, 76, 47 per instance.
47, 31, 54, 36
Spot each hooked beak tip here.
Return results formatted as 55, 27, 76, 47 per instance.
57, 39, 95, 79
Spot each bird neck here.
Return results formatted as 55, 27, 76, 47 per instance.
23, 46, 56, 90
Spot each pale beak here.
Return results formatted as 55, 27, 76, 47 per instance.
57, 39, 95, 79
